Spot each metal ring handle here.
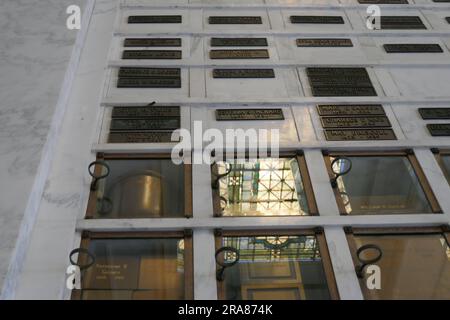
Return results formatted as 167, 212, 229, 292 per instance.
89, 161, 110, 191
69, 248, 95, 271
215, 247, 240, 268
330, 156, 352, 188
355, 244, 382, 278
212, 163, 233, 189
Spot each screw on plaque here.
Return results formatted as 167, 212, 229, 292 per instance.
88, 161, 110, 191
330, 157, 352, 188
215, 247, 240, 281
355, 244, 382, 278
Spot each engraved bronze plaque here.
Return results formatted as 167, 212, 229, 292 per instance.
211, 38, 268, 47
311, 87, 377, 97
308, 75, 373, 87
216, 109, 284, 121
321, 116, 391, 128
324, 129, 396, 141
296, 38, 353, 47
419, 108, 450, 120
122, 50, 182, 60
208, 16, 262, 24
380, 16, 426, 29
306, 67, 369, 77
427, 124, 450, 136
117, 78, 181, 88
317, 105, 385, 116
110, 119, 180, 131
118, 67, 181, 78
210, 49, 269, 59
124, 38, 182, 47
433, 0, 450, 2
128, 15, 182, 24
213, 69, 275, 78
112, 106, 180, 118
384, 44, 443, 53
108, 132, 177, 143
290, 16, 345, 24
358, 0, 408, 3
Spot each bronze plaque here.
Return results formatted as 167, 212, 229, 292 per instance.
118, 67, 181, 78
216, 109, 284, 121
306, 67, 369, 77
419, 108, 450, 120
124, 38, 181, 47
317, 104, 385, 116
122, 50, 182, 60
308, 75, 373, 87
312, 87, 377, 97
117, 78, 181, 88
380, 16, 426, 29
210, 49, 269, 59
427, 124, 450, 136
213, 69, 275, 78
321, 116, 391, 128
358, 0, 408, 3
112, 106, 180, 118
211, 38, 268, 47
433, 0, 450, 2
110, 118, 180, 131
296, 38, 353, 47
324, 129, 396, 141
209, 16, 262, 24
384, 44, 443, 53
108, 132, 177, 143
128, 15, 182, 24
290, 16, 345, 24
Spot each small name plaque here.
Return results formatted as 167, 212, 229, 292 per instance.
296, 38, 353, 47
216, 109, 284, 121
117, 78, 181, 88
210, 49, 269, 59
122, 50, 182, 60
312, 87, 377, 97
211, 38, 268, 47
384, 44, 443, 53
380, 16, 426, 29
108, 132, 177, 143
321, 116, 391, 128
124, 38, 182, 47
112, 106, 180, 118
209, 16, 262, 24
358, 0, 408, 3
317, 105, 385, 116
427, 124, 450, 136
128, 15, 182, 24
118, 67, 181, 78
110, 119, 180, 131
290, 16, 345, 24
419, 108, 450, 120
212, 69, 275, 78
324, 129, 396, 141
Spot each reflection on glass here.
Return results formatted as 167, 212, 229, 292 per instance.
353, 233, 450, 299
439, 155, 450, 185
332, 156, 432, 214
80, 238, 185, 300
94, 159, 185, 218
214, 158, 310, 216
220, 235, 331, 300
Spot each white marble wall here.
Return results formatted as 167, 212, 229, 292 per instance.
0, 0, 87, 298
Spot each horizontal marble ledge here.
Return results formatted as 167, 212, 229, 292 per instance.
76, 214, 449, 232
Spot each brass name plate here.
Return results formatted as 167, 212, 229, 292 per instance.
216, 109, 284, 121
308, 75, 373, 87
122, 50, 182, 60
358, 0, 408, 3
427, 124, 450, 136
124, 38, 181, 47
211, 38, 268, 47
117, 78, 181, 88
213, 69, 275, 78
317, 105, 385, 116
324, 129, 397, 141
209, 16, 262, 24
419, 108, 450, 120
112, 106, 180, 118
384, 44, 443, 53
108, 132, 177, 143
306, 67, 369, 77
118, 67, 181, 78
380, 16, 426, 29
312, 87, 377, 97
210, 49, 269, 59
321, 116, 391, 128
290, 16, 345, 24
296, 38, 353, 47
110, 119, 180, 131
433, 0, 450, 2
128, 15, 182, 24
